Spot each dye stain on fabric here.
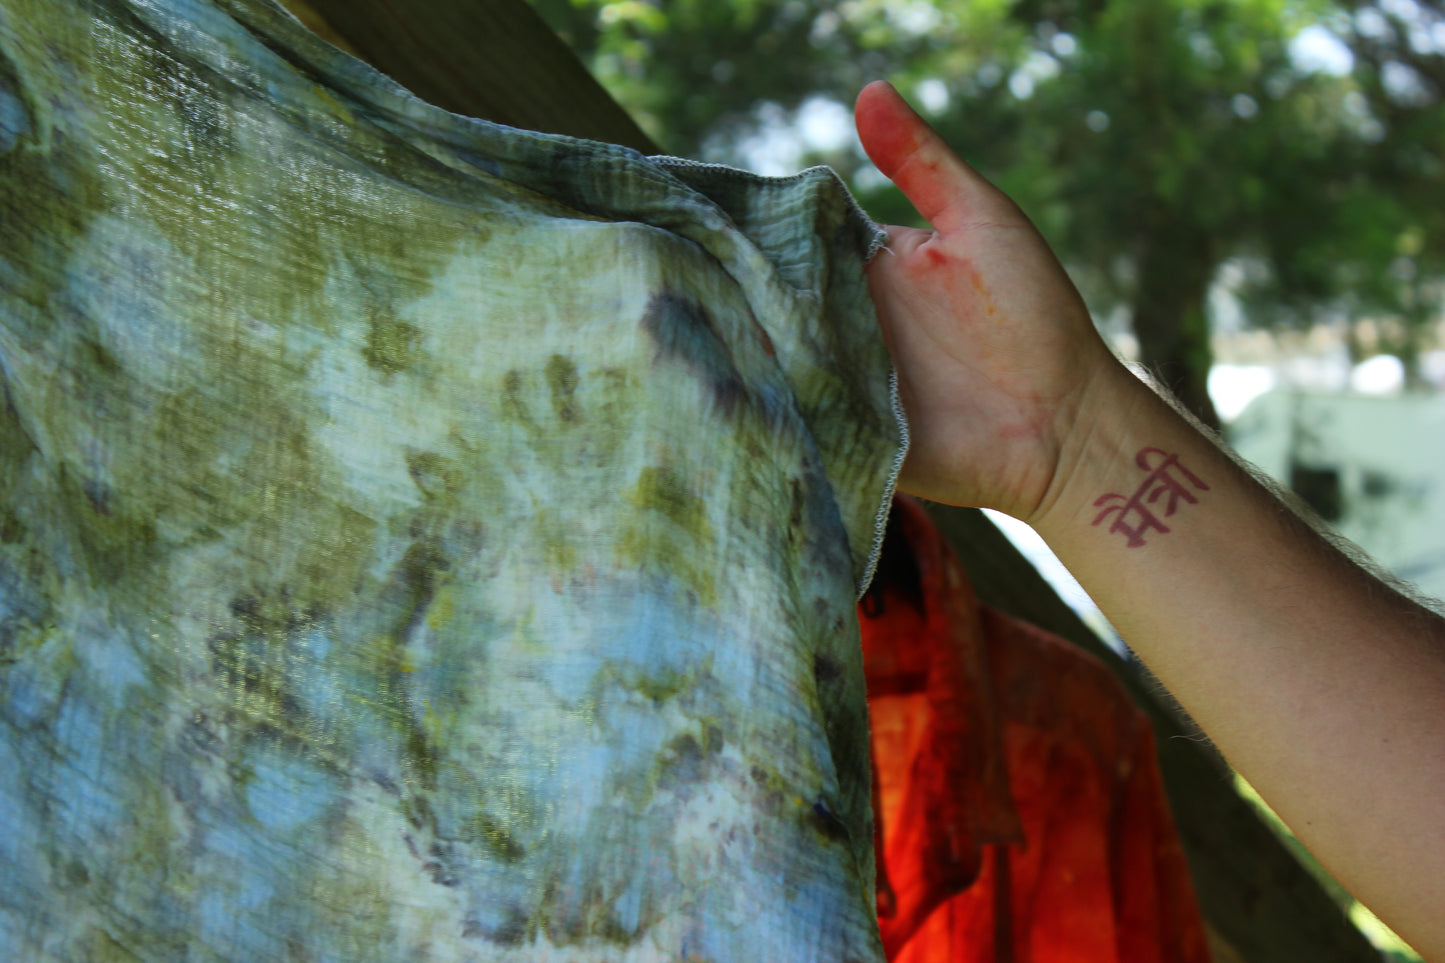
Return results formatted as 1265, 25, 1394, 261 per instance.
0, 2, 905, 960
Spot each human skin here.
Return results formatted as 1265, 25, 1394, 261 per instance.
856, 79, 1445, 960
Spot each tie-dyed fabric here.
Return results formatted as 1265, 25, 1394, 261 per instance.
0, 1, 906, 959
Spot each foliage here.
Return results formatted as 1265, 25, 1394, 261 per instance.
530, 0, 1445, 419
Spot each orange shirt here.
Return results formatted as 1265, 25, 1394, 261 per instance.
862, 498, 1212, 963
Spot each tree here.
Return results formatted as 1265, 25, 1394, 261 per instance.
531, 0, 1445, 427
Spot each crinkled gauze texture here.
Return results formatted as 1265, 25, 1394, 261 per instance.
0, 1, 906, 960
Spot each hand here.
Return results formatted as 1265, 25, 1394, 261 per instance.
855, 81, 1120, 521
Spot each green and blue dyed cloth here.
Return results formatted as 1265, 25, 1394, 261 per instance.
0, 0, 906, 958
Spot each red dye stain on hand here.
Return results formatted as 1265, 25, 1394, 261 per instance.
921, 246, 951, 271
967, 266, 998, 319
855, 81, 920, 178
856, 82, 956, 230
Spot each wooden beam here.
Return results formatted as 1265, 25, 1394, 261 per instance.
277, 0, 656, 152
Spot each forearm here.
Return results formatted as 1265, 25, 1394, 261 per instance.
1029, 362, 1445, 959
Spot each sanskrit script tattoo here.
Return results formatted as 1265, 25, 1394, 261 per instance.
1092, 448, 1210, 548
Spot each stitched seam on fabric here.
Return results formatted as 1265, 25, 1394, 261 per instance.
857, 367, 910, 599
859, 220, 897, 599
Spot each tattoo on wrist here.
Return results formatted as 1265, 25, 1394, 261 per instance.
1091, 448, 1210, 548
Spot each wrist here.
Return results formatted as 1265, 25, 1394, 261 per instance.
1025, 360, 1185, 536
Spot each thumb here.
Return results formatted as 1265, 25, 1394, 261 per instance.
854, 81, 1009, 234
